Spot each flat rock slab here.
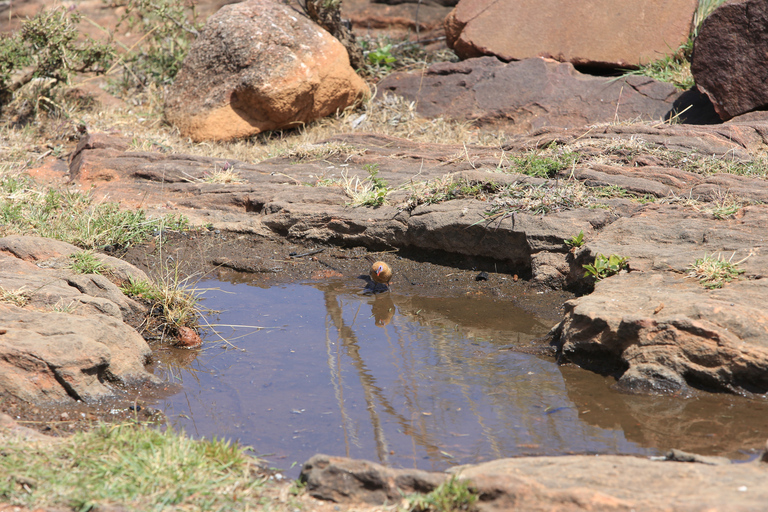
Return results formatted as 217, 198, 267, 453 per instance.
445, 0, 698, 67
0, 236, 158, 403
302, 453, 768, 511
378, 57, 683, 133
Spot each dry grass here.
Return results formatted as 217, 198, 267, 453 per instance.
49, 87, 506, 171
0, 286, 30, 308
688, 252, 747, 289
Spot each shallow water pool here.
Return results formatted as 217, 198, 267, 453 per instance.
148, 275, 768, 477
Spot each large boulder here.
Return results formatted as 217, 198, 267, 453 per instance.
165, 0, 369, 142
377, 57, 682, 132
691, 0, 768, 120
445, 0, 698, 67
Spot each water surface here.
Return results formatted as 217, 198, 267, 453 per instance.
149, 276, 768, 477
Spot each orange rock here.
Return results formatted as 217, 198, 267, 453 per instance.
175, 326, 202, 348
165, 0, 369, 142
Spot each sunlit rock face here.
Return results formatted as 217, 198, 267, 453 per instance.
165, 0, 369, 142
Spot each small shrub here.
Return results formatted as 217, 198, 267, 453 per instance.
0, 6, 114, 116
564, 230, 585, 249
111, 0, 201, 90
367, 43, 396, 69
583, 253, 629, 281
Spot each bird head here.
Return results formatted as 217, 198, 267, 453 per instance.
376, 265, 384, 275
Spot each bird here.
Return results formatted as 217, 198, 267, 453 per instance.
366, 255, 392, 291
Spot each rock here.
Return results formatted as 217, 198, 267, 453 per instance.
663, 448, 730, 465
574, 205, 768, 276
164, 0, 369, 142
0, 236, 149, 323
0, 412, 59, 443
554, 205, 768, 393
0, 304, 156, 403
553, 271, 768, 394
374, 0, 458, 6
175, 326, 203, 348
531, 251, 569, 288
691, 0, 768, 120
300, 454, 447, 504
377, 57, 682, 133
302, 454, 768, 511
0, 236, 158, 403
452, 454, 768, 512
444, 0, 698, 67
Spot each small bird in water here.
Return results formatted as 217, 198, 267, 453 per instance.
366, 255, 392, 291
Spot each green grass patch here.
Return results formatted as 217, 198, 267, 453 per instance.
409, 476, 478, 512
0, 423, 265, 511
68, 250, 110, 275
620, 48, 693, 90
503, 145, 580, 178
0, 175, 187, 249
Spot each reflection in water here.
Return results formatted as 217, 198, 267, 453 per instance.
148, 276, 768, 478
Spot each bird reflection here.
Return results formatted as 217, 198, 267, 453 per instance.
371, 292, 395, 327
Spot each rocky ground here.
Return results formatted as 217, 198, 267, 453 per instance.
3, 0, 768, 510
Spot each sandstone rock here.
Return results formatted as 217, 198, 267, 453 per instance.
444, 0, 698, 67
554, 271, 768, 395
164, 0, 369, 142
374, 0, 458, 6
553, 205, 768, 393
300, 454, 446, 503
0, 412, 58, 443
301, 454, 768, 511
0, 236, 158, 403
0, 236, 149, 323
691, 0, 768, 120
0, 304, 156, 403
377, 57, 682, 133
453, 455, 768, 512
574, 204, 768, 276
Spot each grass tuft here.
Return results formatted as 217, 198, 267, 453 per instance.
502, 144, 580, 178
0, 286, 30, 308
68, 250, 110, 275
409, 476, 478, 512
688, 252, 747, 289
